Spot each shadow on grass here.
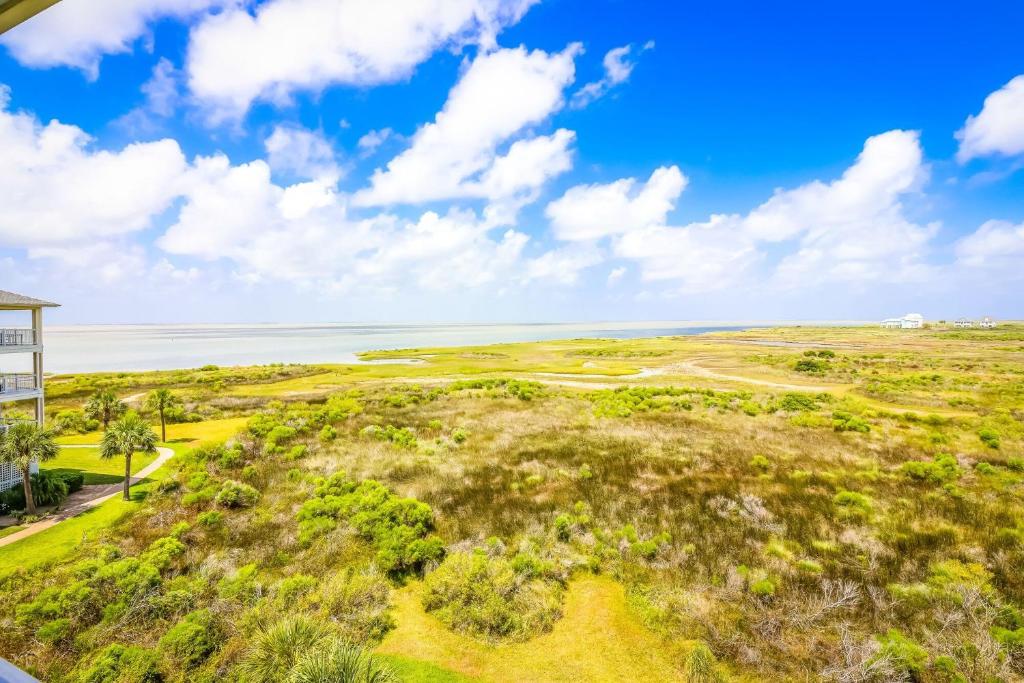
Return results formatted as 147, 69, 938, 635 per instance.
46, 467, 123, 486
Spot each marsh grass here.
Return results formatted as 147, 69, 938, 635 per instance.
2, 325, 1023, 680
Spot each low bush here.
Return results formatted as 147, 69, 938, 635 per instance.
158, 609, 221, 670
0, 470, 70, 511
361, 424, 417, 449
793, 358, 829, 374
422, 551, 563, 642
832, 411, 870, 433
833, 490, 873, 520
215, 480, 259, 508
78, 643, 161, 683
978, 427, 1001, 449
900, 453, 962, 484
317, 568, 395, 644
296, 473, 444, 574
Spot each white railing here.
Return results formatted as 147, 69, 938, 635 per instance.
0, 329, 36, 347
0, 374, 37, 395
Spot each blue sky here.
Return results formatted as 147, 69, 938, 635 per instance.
1, 0, 1022, 324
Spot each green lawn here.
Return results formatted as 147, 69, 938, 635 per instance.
379, 656, 476, 682
0, 525, 25, 540
0, 444, 184, 573
42, 446, 158, 485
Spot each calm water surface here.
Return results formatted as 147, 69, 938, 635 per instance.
39, 321, 831, 373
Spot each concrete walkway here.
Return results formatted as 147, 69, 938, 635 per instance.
0, 445, 173, 548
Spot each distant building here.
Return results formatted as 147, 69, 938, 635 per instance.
881, 313, 924, 329
954, 319, 974, 328
0, 289, 59, 493
980, 316, 997, 329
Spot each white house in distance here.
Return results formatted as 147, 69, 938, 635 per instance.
980, 316, 997, 329
954, 319, 973, 328
880, 313, 924, 329
0, 289, 59, 493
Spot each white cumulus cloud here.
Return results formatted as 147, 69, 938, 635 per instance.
955, 220, 1024, 267
956, 75, 1024, 163
186, 0, 539, 122
546, 165, 687, 241
0, 0, 231, 79
0, 86, 189, 247
264, 124, 340, 182
355, 44, 581, 206
548, 130, 936, 292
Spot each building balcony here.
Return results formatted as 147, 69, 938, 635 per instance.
0, 328, 39, 353
0, 373, 39, 401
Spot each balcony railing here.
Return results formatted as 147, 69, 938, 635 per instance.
0, 328, 37, 347
0, 374, 38, 395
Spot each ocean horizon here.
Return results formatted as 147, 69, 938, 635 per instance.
40, 320, 868, 374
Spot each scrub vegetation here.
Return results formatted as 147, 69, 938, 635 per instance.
1, 324, 1022, 681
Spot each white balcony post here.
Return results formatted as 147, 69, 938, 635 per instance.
32, 307, 43, 425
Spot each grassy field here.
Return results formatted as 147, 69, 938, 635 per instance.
0, 324, 1022, 682
42, 446, 158, 485
0, 444, 185, 572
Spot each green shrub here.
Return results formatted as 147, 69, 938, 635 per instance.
450, 427, 469, 444
749, 455, 771, 471
900, 453, 962, 484
55, 409, 94, 434
37, 617, 72, 644
361, 424, 418, 449
217, 564, 261, 604
978, 428, 1001, 449
319, 425, 337, 442
78, 644, 161, 683
794, 358, 829, 374
832, 411, 870, 433
296, 473, 443, 574
874, 629, 928, 675
141, 536, 186, 570
833, 490, 873, 520
750, 577, 776, 597
1, 470, 70, 511
777, 393, 821, 412
197, 510, 222, 527
423, 551, 563, 642
158, 609, 220, 670
215, 480, 259, 508
318, 569, 395, 644
276, 574, 318, 604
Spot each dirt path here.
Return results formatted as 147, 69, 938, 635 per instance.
0, 446, 173, 548
651, 359, 842, 392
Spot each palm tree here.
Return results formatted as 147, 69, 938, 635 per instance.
84, 389, 127, 430
145, 388, 182, 442
100, 412, 157, 501
0, 422, 59, 515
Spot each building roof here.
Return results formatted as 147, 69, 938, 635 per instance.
0, 0, 62, 35
0, 289, 59, 308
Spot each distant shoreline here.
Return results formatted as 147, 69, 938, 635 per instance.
36, 320, 864, 375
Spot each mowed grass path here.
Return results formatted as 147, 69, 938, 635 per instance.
377, 576, 683, 682
56, 417, 249, 447
42, 446, 157, 485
